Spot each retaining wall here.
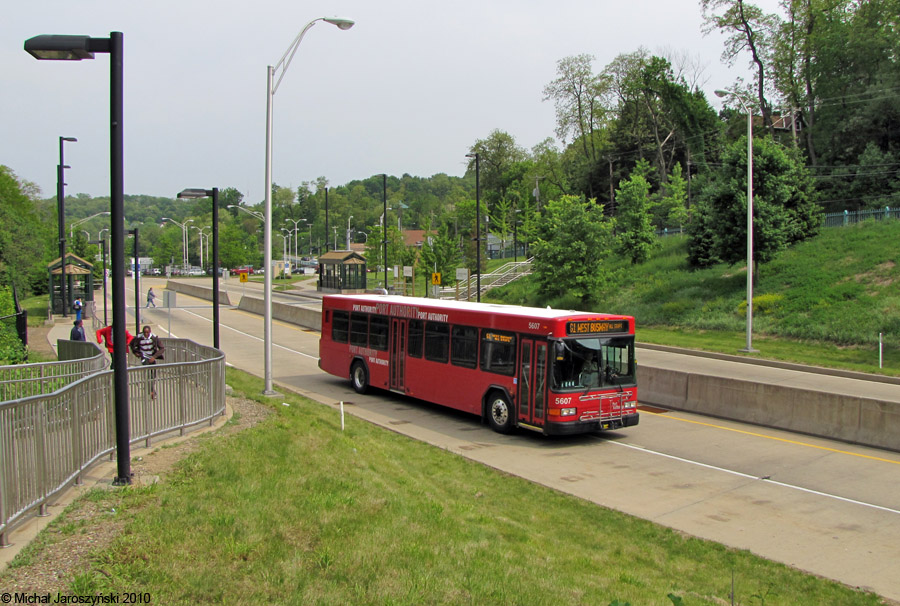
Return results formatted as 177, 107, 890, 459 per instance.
238, 296, 322, 331
164, 281, 232, 306
639, 348, 900, 452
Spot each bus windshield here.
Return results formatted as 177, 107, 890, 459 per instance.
551, 336, 634, 390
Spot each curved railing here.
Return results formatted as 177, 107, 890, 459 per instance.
0, 342, 108, 402
0, 338, 225, 547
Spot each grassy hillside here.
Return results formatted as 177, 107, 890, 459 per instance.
491, 220, 900, 372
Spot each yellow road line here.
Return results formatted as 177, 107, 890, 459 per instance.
641, 409, 900, 465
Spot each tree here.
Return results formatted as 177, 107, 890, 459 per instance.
542, 54, 611, 185
659, 162, 689, 229
695, 135, 820, 271
467, 130, 527, 208
0, 166, 51, 296
419, 224, 460, 287
615, 161, 658, 264
701, 0, 779, 136
531, 195, 616, 303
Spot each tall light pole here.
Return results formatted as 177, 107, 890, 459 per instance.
715, 89, 757, 353
58, 136, 76, 317
277, 230, 291, 268
162, 217, 194, 269
98, 228, 109, 325
178, 188, 221, 349
228, 204, 264, 221
466, 152, 481, 301
263, 16, 354, 395
346, 215, 353, 250
192, 226, 211, 269
381, 174, 388, 290
285, 217, 304, 266
70, 211, 111, 239
26, 32, 132, 485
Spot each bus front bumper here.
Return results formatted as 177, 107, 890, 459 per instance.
541, 413, 640, 436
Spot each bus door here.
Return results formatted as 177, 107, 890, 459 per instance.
390, 318, 406, 391
517, 338, 547, 428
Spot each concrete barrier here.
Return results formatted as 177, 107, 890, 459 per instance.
238, 295, 321, 331
640, 361, 900, 452
164, 281, 232, 306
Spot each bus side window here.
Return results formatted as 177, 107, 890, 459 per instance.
370, 315, 389, 351
480, 330, 516, 376
350, 313, 369, 347
408, 320, 424, 358
332, 310, 349, 343
450, 325, 478, 368
424, 322, 449, 363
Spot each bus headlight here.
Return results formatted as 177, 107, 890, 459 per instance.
560, 407, 576, 417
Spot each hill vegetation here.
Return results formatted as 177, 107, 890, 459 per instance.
491, 219, 900, 372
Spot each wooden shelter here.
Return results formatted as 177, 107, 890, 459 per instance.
317, 250, 367, 293
48, 253, 95, 316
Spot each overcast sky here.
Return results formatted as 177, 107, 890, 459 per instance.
4, 0, 782, 202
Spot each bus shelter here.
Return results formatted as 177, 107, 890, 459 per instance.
48, 253, 95, 316
317, 250, 367, 293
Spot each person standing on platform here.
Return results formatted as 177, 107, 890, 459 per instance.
70, 319, 86, 341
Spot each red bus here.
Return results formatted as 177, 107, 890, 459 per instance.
319, 294, 638, 436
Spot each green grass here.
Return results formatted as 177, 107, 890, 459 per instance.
20, 294, 49, 327
491, 221, 900, 374
4, 368, 882, 605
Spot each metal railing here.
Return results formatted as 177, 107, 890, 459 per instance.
438, 259, 533, 300
823, 206, 900, 228
0, 338, 225, 547
0, 344, 108, 402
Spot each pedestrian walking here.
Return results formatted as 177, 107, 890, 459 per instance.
96, 324, 134, 363
146, 287, 157, 308
73, 297, 83, 322
131, 325, 165, 399
70, 319, 86, 341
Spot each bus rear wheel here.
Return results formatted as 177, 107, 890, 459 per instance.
351, 361, 369, 394
486, 392, 514, 434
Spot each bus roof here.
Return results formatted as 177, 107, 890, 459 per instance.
323, 294, 634, 335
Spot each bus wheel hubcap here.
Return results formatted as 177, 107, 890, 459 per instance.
492, 401, 508, 424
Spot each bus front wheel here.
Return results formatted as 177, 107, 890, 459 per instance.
486, 392, 514, 434
351, 361, 369, 394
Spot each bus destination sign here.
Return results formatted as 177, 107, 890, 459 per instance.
566, 320, 628, 335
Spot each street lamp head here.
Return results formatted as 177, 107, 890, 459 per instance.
178, 188, 212, 199
61, 137, 77, 142
714, 89, 729, 98
323, 18, 355, 30
25, 35, 96, 60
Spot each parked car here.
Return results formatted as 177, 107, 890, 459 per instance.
234, 266, 254, 275
187, 267, 205, 276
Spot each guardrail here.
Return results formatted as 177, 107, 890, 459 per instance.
0, 338, 225, 547
0, 343, 108, 402
439, 259, 533, 300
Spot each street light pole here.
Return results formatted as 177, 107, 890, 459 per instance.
263, 17, 354, 395
26, 31, 133, 485
98, 229, 109, 325
70, 211, 111, 239
346, 215, 353, 250
58, 136, 76, 317
162, 217, 194, 269
285, 217, 304, 268
382, 174, 388, 290
716, 89, 757, 353
466, 152, 481, 301
179, 188, 221, 349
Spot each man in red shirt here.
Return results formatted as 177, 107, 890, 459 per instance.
96, 324, 134, 355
